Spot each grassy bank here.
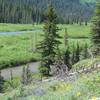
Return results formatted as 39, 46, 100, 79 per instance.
73, 57, 100, 69
0, 23, 91, 69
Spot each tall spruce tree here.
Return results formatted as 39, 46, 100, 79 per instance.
38, 4, 61, 75
91, 2, 100, 55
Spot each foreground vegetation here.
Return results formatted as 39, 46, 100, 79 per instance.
0, 71, 100, 100
73, 57, 100, 69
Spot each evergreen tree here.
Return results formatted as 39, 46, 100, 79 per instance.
38, 4, 61, 75
0, 0, 94, 24
63, 46, 71, 70
83, 43, 88, 59
64, 28, 68, 48
71, 43, 76, 65
74, 42, 80, 63
85, 20, 88, 26
63, 29, 71, 69
91, 2, 100, 55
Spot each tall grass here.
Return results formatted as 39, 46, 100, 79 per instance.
0, 24, 91, 69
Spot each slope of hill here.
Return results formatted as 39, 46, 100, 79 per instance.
1, 69, 100, 100
81, 0, 97, 3
0, 0, 97, 23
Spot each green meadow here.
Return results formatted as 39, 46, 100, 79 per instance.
0, 23, 91, 69
0, 23, 34, 32
0, 23, 91, 37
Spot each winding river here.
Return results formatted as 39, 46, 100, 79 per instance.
0, 29, 89, 80
0, 29, 42, 35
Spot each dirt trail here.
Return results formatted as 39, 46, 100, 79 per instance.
1, 62, 40, 80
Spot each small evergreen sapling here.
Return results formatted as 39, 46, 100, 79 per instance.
64, 28, 68, 48
71, 43, 76, 65
74, 42, 80, 63
63, 46, 71, 70
83, 43, 89, 59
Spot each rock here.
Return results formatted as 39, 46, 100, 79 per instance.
33, 88, 46, 96
0, 93, 3, 96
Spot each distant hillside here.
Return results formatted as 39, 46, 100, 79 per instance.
0, 0, 97, 23
80, 0, 97, 3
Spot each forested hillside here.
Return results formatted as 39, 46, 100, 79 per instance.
0, 0, 97, 24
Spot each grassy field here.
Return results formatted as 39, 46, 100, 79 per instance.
0, 23, 91, 38
59, 24, 91, 38
0, 23, 91, 69
0, 23, 34, 32
0, 32, 41, 69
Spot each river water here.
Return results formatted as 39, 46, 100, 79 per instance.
0, 29, 42, 35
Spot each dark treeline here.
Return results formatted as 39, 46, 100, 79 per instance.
0, 0, 96, 24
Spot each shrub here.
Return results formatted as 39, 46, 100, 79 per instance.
38, 66, 49, 76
